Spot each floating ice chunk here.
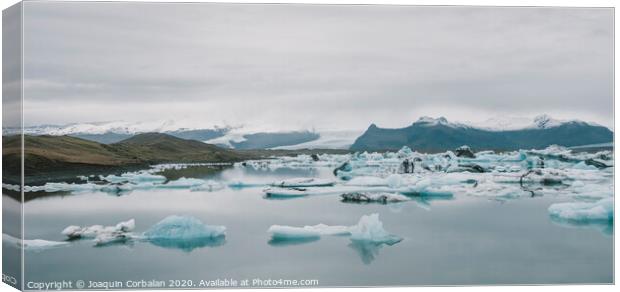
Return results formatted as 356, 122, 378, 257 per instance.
341, 192, 410, 204
3, 233, 69, 251
160, 177, 205, 188
2, 183, 20, 192
116, 219, 136, 232
23, 239, 70, 251
264, 187, 310, 198
144, 216, 226, 240
349, 213, 402, 245
94, 233, 134, 246
572, 162, 598, 171
62, 219, 135, 239
345, 176, 388, 187
270, 178, 336, 188
267, 224, 350, 239
397, 146, 413, 156
101, 172, 167, 184
268, 213, 402, 247
386, 174, 403, 188
268, 226, 319, 239
190, 180, 225, 192
548, 198, 613, 223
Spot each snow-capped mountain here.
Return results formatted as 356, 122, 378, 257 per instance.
351, 115, 613, 151
5, 115, 611, 151
470, 114, 601, 131
4, 120, 231, 144
15, 120, 212, 136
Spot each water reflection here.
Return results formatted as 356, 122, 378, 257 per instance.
348, 240, 399, 265
148, 236, 227, 252
267, 237, 320, 247
549, 217, 613, 236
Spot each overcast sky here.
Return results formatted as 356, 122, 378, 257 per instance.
18, 2, 614, 130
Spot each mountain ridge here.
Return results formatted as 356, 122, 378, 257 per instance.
351, 116, 613, 152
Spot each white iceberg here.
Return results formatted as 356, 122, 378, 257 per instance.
548, 198, 613, 223
62, 219, 135, 239
101, 172, 167, 184
349, 213, 403, 245
268, 224, 351, 239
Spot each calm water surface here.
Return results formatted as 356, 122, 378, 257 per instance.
16, 166, 613, 287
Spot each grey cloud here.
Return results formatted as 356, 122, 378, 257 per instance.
19, 2, 613, 130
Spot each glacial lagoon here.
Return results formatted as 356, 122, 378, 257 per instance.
5, 147, 614, 286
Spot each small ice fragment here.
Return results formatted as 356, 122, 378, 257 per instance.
115, 219, 136, 232
94, 233, 132, 246
61, 226, 83, 239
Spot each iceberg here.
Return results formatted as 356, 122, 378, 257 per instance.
143, 216, 226, 252
144, 215, 226, 240
548, 198, 613, 223
62, 219, 136, 239
267, 213, 402, 246
349, 213, 403, 245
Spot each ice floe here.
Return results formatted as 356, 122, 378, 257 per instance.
270, 177, 336, 188
267, 213, 402, 246
3, 233, 70, 252
548, 198, 613, 223
268, 224, 350, 239
341, 192, 410, 204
